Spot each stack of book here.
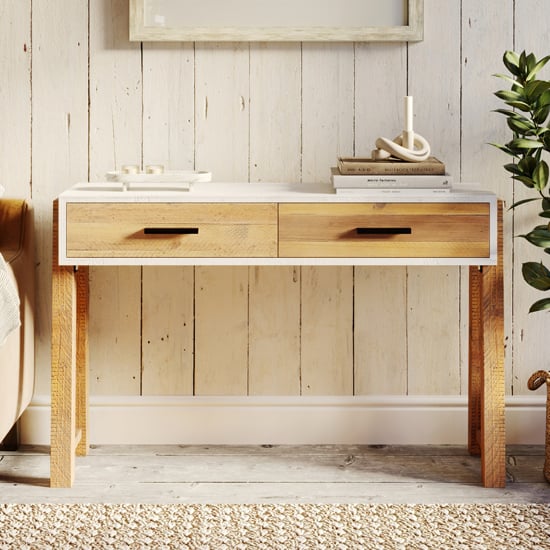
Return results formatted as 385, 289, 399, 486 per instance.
332, 157, 452, 195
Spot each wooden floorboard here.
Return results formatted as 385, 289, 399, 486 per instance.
0, 445, 548, 504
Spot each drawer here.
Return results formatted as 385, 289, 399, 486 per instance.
65, 203, 278, 258
279, 202, 491, 258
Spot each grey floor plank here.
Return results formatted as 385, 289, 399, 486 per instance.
0, 445, 548, 504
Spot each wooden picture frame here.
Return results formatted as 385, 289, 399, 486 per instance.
129, 0, 424, 42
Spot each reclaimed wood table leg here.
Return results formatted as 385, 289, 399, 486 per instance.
468, 201, 505, 488
75, 265, 89, 456
51, 200, 88, 487
51, 260, 77, 487
468, 266, 483, 457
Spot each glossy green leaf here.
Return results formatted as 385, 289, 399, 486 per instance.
507, 117, 535, 134
506, 100, 533, 112
509, 138, 544, 150
522, 226, 550, 248
537, 89, 550, 107
519, 155, 538, 174
534, 104, 550, 125
494, 89, 525, 102
529, 297, 550, 313
489, 142, 518, 156
504, 163, 522, 175
492, 108, 522, 117
525, 52, 538, 75
493, 73, 518, 85
522, 261, 550, 290
533, 160, 549, 191
503, 50, 521, 76
513, 175, 535, 187
525, 80, 550, 101
526, 55, 550, 81
509, 197, 539, 209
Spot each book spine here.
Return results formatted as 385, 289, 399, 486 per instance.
335, 187, 452, 196
338, 163, 446, 175
337, 158, 446, 176
332, 174, 453, 189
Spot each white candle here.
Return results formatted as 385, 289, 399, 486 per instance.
405, 96, 413, 132
404, 96, 414, 150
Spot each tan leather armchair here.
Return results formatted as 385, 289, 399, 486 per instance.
0, 199, 34, 447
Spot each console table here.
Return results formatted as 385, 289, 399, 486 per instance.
51, 182, 504, 488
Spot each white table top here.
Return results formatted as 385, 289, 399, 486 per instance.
57, 182, 499, 266
59, 181, 497, 204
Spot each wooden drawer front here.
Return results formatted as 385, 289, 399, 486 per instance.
279, 203, 491, 258
66, 203, 278, 258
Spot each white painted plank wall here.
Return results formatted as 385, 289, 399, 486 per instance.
2, 0, 548, 443
31, 0, 88, 395
88, 0, 142, 395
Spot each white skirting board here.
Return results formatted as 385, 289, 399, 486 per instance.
20, 395, 546, 446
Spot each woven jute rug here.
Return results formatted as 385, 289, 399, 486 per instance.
0, 503, 549, 549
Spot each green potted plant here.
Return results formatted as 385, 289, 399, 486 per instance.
493, 50, 550, 311
493, 50, 550, 482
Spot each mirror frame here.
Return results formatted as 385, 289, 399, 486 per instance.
129, 0, 423, 42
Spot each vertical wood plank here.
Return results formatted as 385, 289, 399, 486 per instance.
88, 267, 141, 394
511, 0, 550, 396
88, 0, 142, 395
301, 43, 354, 184
89, 0, 142, 176
194, 266, 249, 395
0, 1, 31, 199
407, 267, 461, 395
142, 42, 195, 396
194, 44, 250, 395
354, 268, 407, 395
353, 43, 408, 396
141, 267, 194, 395
142, 42, 195, 171
299, 44, 356, 396
31, 0, 88, 396
462, 0, 514, 394
407, 0, 462, 396
248, 43, 303, 395
195, 43, 250, 182
301, 267, 353, 395
249, 44, 301, 183
248, 267, 301, 395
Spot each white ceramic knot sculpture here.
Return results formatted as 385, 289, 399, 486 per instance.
372, 96, 431, 162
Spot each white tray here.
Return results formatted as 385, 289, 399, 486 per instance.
106, 170, 212, 184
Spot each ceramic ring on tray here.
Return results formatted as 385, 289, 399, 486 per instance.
372, 133, 431, 162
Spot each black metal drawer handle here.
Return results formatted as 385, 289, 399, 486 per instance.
356, 227, 412, 235
144, 227, 199, 235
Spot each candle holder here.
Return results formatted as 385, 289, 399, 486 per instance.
372, 96, 431, 162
